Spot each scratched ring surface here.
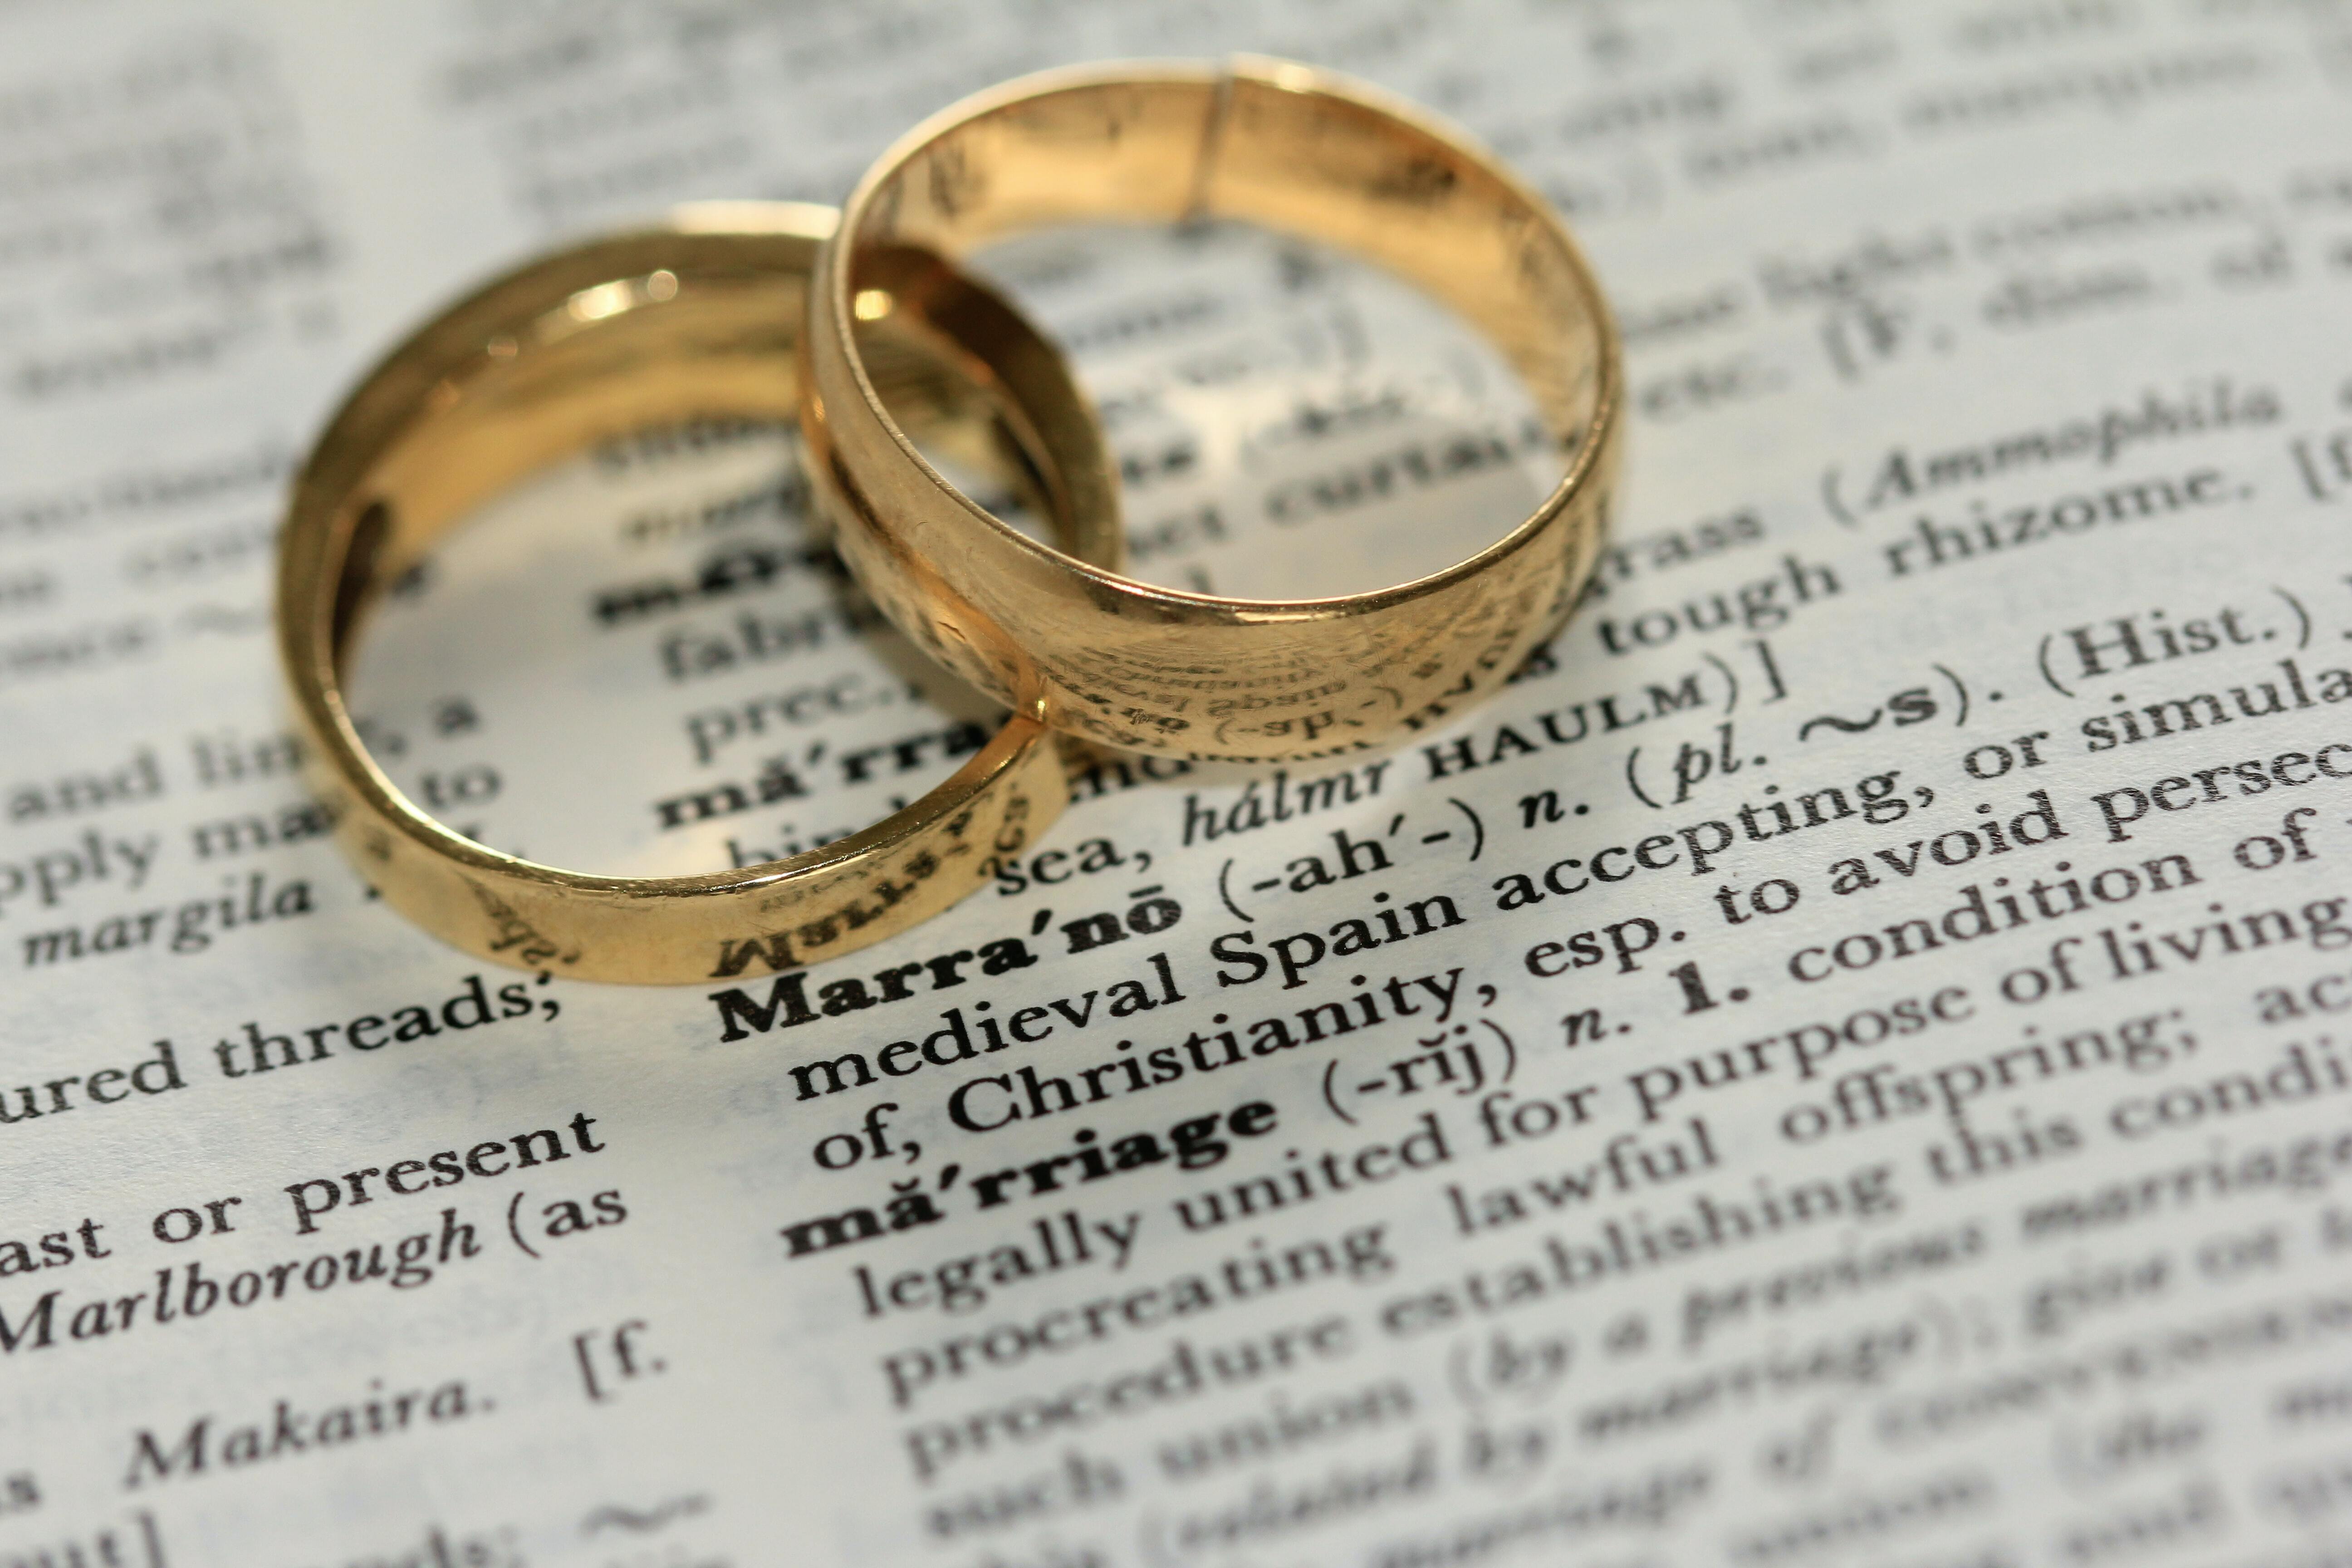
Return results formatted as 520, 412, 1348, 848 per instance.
806, 57, 1623, 764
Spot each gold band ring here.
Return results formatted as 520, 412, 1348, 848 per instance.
277, 203, 1120, 984
806, 57, 1622, 763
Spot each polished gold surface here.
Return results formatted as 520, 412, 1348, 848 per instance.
277, 202, 1122, 984
806, 57, 1622, 763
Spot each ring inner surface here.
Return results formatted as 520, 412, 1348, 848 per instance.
847, 71, 1610, 593
317, 248, 1078, 880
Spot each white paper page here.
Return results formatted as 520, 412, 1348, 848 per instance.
5, 2, 2352, 1564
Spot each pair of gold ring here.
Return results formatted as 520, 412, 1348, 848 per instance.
277, 58, 1622, 984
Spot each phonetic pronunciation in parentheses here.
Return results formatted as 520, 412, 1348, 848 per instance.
1321, 1013, 1517, 1128
1211, 802, 1483, 926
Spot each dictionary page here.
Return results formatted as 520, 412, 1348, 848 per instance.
5, 2, 2352, 1565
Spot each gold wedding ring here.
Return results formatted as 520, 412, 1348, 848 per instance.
806, 56, 1622, 763
277, 203, 1121, 984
